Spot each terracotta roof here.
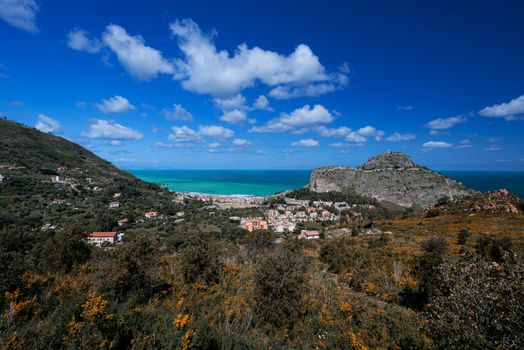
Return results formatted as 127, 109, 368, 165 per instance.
89, 232, 117, 238
303, 230, 320, 236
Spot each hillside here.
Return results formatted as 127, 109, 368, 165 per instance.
0, 118, 172, 230
309, 152, 477, 207
0, 117, 137, 186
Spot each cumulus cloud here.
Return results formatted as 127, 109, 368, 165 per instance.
97, 95, 136, 114
232, 138, 254, 146
479, 94, 524, 121
0, 0, 39, 33
67, 28, 102, 53
251, 104, 334, 133
35, 114, 60, 133
345, 132, 367, 143
213, 94, 246, 111
103, 24, 174, 80
83, 119, 143, 140
168, 125, 200, 143
387, 132, 416, 142
426, 116, 466, 130
162, 103, 193, 121
198, 124, 234, 139
292, 138, 319, 147
316, 126, 352, 137
220, 109, 247, 124
252, 95, 272, 111
357, 126, 385, 141
169, 18, 346, 98
422, 141, 452, 149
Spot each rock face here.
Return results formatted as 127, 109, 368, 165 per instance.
309, 152, 476, 207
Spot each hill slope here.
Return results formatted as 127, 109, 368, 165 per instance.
309, 152, 477, 207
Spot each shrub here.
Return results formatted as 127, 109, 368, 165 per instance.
456, 229, 469, 245
254, 248, 307, 328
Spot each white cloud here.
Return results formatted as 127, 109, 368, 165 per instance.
387, 132, 416, 142
67, 28, 101, 53
207, 142, 221, 150
96, 95, 136, 114
429, 130, 449, 135
292, 138, 319, 147
168, 125, 200, 143
479, 94, 524, 120
345, 132, 367, 143
251, 104, 334, 133
422, 141, 452, 149
0, 0, 39, 33
357, 126, 384, 141
426, 116, 466, 130
103, 24, 174, 80
396, 105, 413, 111
316, 126, 352, 137
252, 95, 272, 111
232, 138, 254, 146
162, 103, 193, 121
213, 94, 246, 111
220, 109, 247, 124
457, 139, 473, 148
484, 145, 502, 151
83, 119, 143, 140
35, 114, 60, 133
329, 142, 346, 148
198, 125, 234, 139
169, 18, 346, 98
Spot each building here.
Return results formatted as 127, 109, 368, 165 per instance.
87, 232, 118, 246
117, 218, 128, 226
109, 201, 120, 209
51, 175, 66, 183
145, 211, 159, 219
113, 193, 121, 198
243, 219, 268, 232
299, 230, 320, 240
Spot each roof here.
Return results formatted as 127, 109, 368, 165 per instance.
303, 230, 320, 236
89, 232, 117, 238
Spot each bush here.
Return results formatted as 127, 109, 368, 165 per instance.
319, 238, 355, 274
456, 229, 469, 245
254, 248, 307, 328
180, 233, 222, 286
426, 255, 524, 349
475, 234, 513, 263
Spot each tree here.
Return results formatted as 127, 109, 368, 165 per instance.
179, 233, 222, 286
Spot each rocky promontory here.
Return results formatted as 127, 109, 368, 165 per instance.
309, 152, 477, 207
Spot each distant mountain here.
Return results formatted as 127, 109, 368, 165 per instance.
308, 152, 477, 207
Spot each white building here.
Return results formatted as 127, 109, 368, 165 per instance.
87, 232, 118, 246
109, 202, 120, 209
299, 230, 320, 240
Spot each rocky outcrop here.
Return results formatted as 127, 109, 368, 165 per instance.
431, 188, 522, 215
309, 152, 476, 207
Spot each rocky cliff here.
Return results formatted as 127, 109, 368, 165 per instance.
309, 152, 476, 207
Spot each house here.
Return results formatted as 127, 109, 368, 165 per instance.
145, 211, 159, 219
41, 223, 57, 231
299, 230, 320, 240
117, 218, 128, 226
176, 211, 185, 218
0, 174, 4, 182
52, 175, 66, 183
113, 193, 121, 198
87, 232, 118, 246
243, 219, 268, 232
109, 202, 120, 209
321, 210, 333, 220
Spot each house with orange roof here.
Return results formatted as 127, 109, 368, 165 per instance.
87, 232, 118, 246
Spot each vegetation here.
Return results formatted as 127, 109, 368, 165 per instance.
1, 118, 523, 349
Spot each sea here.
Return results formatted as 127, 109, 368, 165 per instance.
129, 169, 524, 198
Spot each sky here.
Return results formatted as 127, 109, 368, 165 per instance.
1, 0, 523, 170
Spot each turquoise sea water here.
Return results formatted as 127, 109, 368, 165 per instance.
129, 170, 524, 198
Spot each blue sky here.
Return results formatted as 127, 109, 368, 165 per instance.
1, 0, 523, 170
